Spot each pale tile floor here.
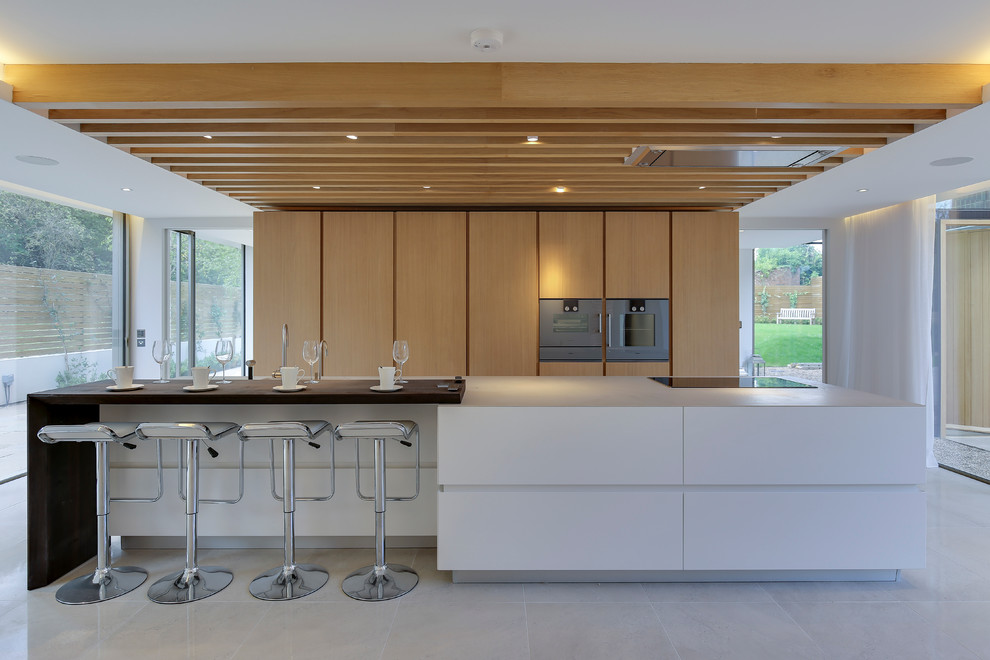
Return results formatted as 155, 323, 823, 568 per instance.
1, 468, 989, 659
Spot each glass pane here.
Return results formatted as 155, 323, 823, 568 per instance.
0, 188, 117, 480
168, 231, 193, 376
194, 239, 244, 378
624, 315, 655, 347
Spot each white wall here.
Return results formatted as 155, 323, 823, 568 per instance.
129, 216, 253, 379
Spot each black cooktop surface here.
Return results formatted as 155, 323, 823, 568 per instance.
652, 377, 816, 388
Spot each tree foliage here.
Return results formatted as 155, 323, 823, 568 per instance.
0, 190, 112, 273
755, 245, 822, 285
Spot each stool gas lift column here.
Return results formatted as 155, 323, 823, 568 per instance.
335, 420, 420, 601
36, 423, 164, 604
237, 421, 335, 601
135, 422, 243, 603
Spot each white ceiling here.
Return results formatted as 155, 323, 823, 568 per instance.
2, 0, 990, 220
3, 0, 990, 64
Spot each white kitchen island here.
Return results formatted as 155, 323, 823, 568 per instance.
437, 376, 926, 582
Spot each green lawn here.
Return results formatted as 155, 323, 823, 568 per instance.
753, 322, 822, 366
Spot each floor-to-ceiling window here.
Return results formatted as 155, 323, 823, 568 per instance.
934, 184, 990, 481
0, 185, 125, 481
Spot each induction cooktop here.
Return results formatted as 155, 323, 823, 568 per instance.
652, 377, 816, 388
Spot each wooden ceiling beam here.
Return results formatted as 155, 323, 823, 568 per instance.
81, 120, 913, 137
9, 63, 990, 106
48, 106, 948, 124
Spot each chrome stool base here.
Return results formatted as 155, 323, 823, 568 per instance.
55, 566, 147, 605
342, 563, 418, 601
147, 566, 233, 604
249, 564, 329, 601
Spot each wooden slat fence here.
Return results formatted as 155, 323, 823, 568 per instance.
0, 263, 111, 359
753, 276, 823, 322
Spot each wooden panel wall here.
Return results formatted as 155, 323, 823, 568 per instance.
395, 211, 467, 376
671, 212, 739, 377
539, 212, 603, 299
605, 211, 670, 299
469, 212, 539, 375
605, 362, 670, 377
539, 362, 604, 376
252, 211, 322, 376
322, 212, 394, 376
945, 229, 990, 429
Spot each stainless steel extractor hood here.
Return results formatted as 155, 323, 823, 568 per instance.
624, 146, 844, 168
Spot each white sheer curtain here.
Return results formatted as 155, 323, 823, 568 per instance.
832, 196, 937, 467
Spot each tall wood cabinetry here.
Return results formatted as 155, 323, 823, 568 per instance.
604, 211, 671, 377
671, 211, 739, 377
395, 212, 467, 376
322, 212, 393, 376
469, 212, 539, 376
539, 212, 603, 298
252, 212, 322, 376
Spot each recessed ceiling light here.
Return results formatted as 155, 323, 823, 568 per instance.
526, 136, 539, 142
771, 135, 783, 139
930, 156, 973, 167
422, 185, 431, 189
312, 186, 321, 189
554, 186, 566, 193
857, 188, 869, 193
15, 154, 59, 166
698, 186, 707, 190
203, 135, 213, 139
346, 134, 358, 140
121, 188, 132, 192
739, 229, 745, 233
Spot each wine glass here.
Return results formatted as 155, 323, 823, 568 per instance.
151, 340, 173, 383
302, 339, 320, 384
392, 340, 409, 384
214, 339, 234, 384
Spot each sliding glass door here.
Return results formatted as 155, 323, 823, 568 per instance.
166, 230, 245, 378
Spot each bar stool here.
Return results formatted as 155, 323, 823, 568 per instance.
37, 422, 164, 604
237, 420, 335, 601
335, 420, 420, 601
135, 422, 243, 604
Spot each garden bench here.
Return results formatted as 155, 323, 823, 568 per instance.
776, 308, 816, 324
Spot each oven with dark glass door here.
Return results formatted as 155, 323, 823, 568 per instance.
538, 298, 603, 361
605, 299, 669, 361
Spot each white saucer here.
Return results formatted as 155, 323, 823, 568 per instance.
182, 384, 219, 392
370, 385, 403, 392
273, 384, 307, 392
106, 384, 144, 392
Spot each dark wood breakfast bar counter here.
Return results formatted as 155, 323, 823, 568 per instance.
27, 378, 464, 589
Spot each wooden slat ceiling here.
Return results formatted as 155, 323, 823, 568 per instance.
7, 63, 990, 211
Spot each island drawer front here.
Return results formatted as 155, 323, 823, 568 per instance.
683, 406, 926, 485
683, 490, 926, 570
438, 407, 683, 485
437, 491, 683, 570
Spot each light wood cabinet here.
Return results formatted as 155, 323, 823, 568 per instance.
395, 211, 467, 376
605, 362, 670, 377
671, 212, 739, 377
539, 212, 603, 298
252, 211, 322, 376
322, 211, 393, 376
469, 212, 539, 375
605, 211, 670, 299
539, 362, 604, 376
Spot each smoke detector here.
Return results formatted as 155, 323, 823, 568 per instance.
470, 28, 503, 52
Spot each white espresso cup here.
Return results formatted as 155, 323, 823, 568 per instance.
378, 366, 396, 389
280, 366, 303, 388
190, 366, 216, 389
106, 366, 134, 388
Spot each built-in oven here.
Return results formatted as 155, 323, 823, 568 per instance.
539, 298, 603, 361
605, 298, 669, 361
